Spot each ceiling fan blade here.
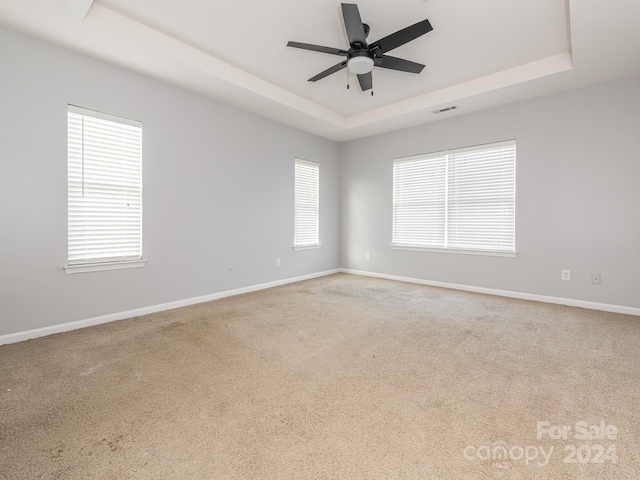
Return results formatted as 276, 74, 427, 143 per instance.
309, 61, 348, 82
377, 55, 425, 74
287, 42, 347, 56
370, 19, 433, 54
341, 3, 367, 46
357, 72, 372, 91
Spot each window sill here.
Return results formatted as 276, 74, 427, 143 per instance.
64, 259, 147, 274
293, 244, 322, 251
391, 245, 517, 258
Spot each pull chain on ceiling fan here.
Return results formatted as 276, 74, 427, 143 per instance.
287, 3, 433, 93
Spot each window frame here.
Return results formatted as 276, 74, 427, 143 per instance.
392, 140, 516, 257
294, 158, 320, 249
64, 105, 146, 274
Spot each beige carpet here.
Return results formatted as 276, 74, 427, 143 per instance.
1, 273, 639, 479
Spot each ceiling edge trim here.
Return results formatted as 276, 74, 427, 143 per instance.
345, 52, 574, 129
63, 0, 94, 20
93, 4, 347, 128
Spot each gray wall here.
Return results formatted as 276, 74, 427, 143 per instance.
2, 25, 639, 339
0, 27, 341, 336
340, 75, 640, 309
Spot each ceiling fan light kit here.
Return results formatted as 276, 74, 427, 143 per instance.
347, 56, 374, 74
287, 3, 433, 93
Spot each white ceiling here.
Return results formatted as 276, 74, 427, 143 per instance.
1, 0, 639, 141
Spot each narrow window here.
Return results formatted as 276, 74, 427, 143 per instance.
294, 159, 319, 248
66, 106, 144, 273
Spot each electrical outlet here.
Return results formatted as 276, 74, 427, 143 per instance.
591, 273, 601, 285
276, 258, 281, 267
227, 265, 234, 275
365, 252, 370, 261
561, 269, 570, 281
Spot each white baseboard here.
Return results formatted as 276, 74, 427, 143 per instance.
4, 267, 636, 346
340, 268, 640, 317
0, 269, 340, 346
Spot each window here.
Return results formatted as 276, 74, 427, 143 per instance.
392, 140, 516, 255
65, 105, 144, 273
294, 158, 319, 248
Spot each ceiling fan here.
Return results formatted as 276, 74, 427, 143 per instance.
287, 3, 433, 93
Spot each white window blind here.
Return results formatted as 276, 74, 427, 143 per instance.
294, 159, 319, 247
392, 153, 447, 248
67, 105, 143, 266
393, 140, 515, 253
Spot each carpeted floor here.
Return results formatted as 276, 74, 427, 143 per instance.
1, 273, 639, 479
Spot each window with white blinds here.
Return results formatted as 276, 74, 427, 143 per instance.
294, 159, 319, 247
67, 105, 143, 269
392, 140, 516, 254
